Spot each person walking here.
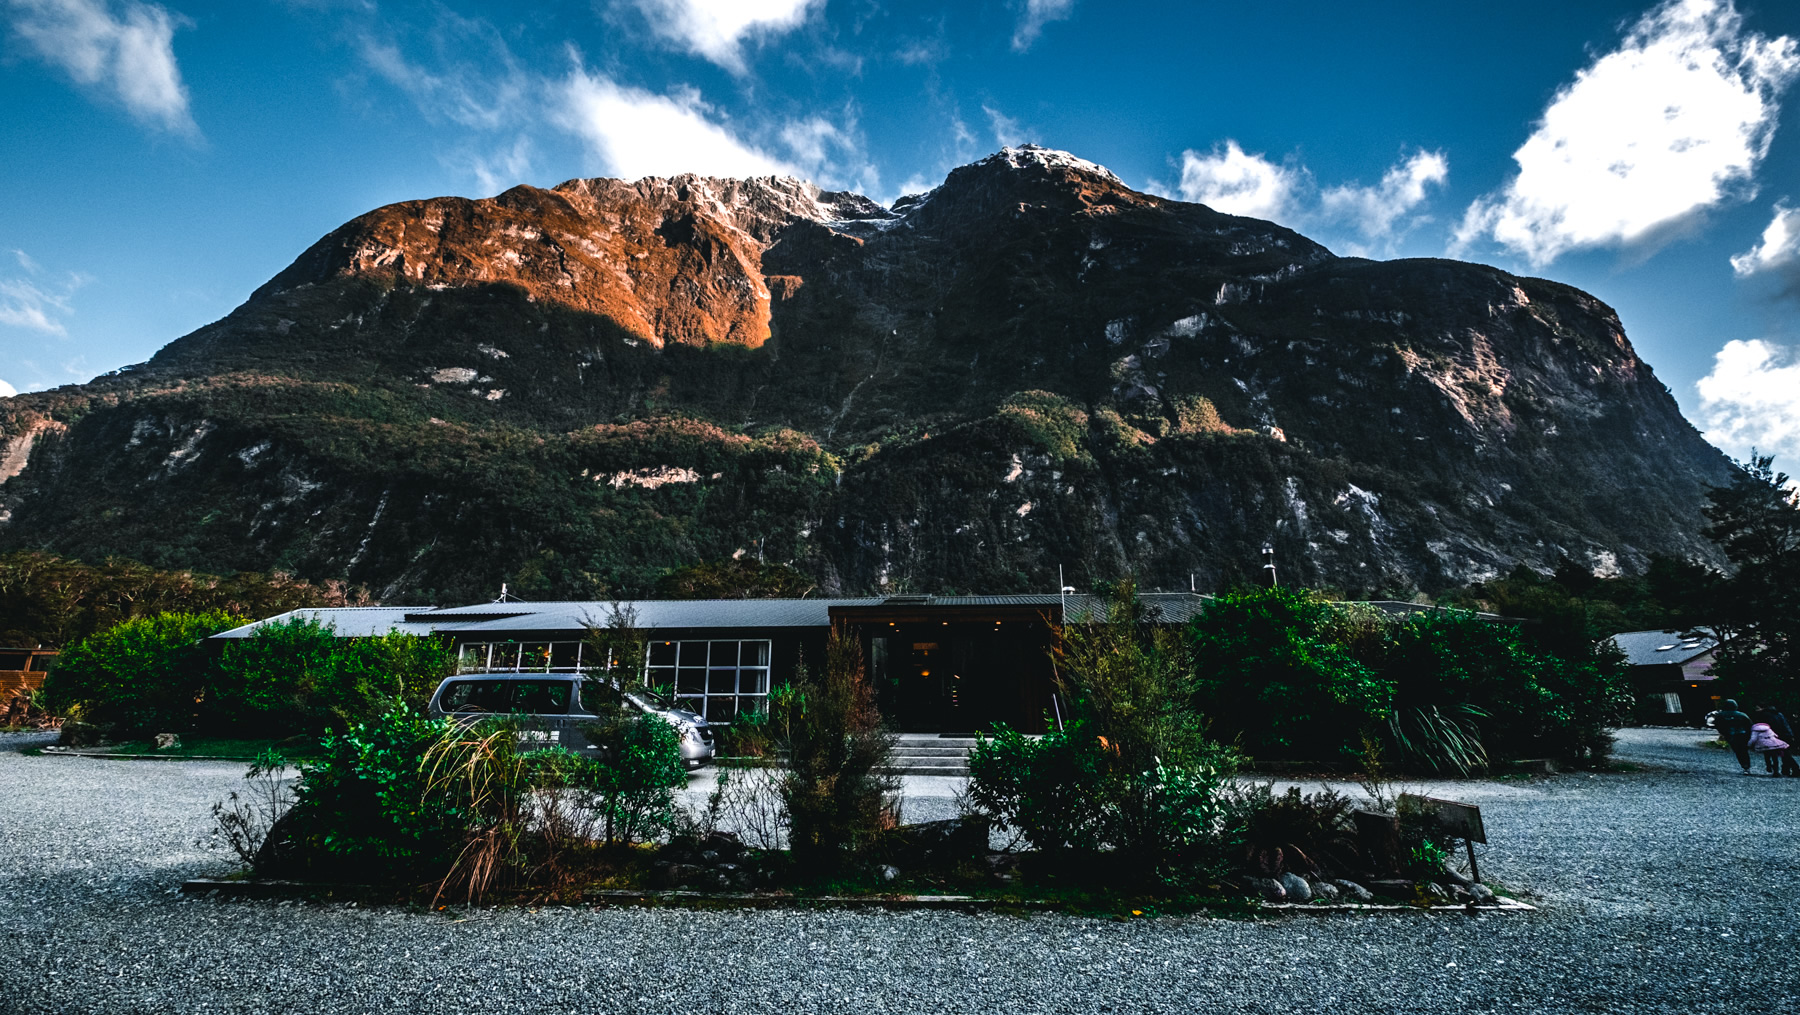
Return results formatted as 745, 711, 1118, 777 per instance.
1748, 722, 1791, 777
1714, 700, 1754, 775
1751, 703, 1800, 777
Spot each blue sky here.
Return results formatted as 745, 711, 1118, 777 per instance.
3, 0, 1800, 464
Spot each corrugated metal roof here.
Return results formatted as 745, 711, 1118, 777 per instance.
425, 598, 886, 633
211, 607, 442, 639
1608, 628, 1718, 667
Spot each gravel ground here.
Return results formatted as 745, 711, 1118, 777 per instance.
1, 727, 1795, 1014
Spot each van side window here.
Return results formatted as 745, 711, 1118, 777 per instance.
439, 680, 511, 713
512, 680, 571, 715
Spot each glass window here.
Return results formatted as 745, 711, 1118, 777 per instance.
616, 638, 773, 724
438, 680, 512, 713
457, 643, 490, 673
518, 643, 552, 672
489, 643, 521, 671
511, 680, 572, 715
549, 642, 581, 670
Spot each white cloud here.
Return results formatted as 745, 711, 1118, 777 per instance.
1731, 201, 1800, 276
1174, 140, 1306, 222
1012, 0, 1073, 52
1320, 150, 1449, 241
357, 34, 528, 131
983, 104, 1025, 148
627, 0, 821, 74
558, 67, 797, 180
3, 0, 195, 133
0, 254, 84, 335
0, 379, 16, 398
1454, 0, 1799, 267
1698, 338, 1800, 457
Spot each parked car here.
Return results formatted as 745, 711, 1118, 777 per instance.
425, 673, 715, 767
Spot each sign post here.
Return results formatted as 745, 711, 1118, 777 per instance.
1400, 794, 1487, 882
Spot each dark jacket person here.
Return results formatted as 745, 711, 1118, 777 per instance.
1715, 700, 1753, 774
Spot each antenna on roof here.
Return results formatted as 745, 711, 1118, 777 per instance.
495, 582, 520, 603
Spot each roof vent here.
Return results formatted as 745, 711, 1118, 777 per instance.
884, 594, 934, 605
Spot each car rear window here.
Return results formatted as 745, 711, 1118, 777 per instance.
439, 679, 573, 715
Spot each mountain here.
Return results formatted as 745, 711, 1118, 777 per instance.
0, 146, 1735, 602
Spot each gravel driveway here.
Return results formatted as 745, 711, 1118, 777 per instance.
1, 728, 1794, 1014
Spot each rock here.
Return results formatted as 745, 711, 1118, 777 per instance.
1278, 873, 1312, 902
153, 732, 180, 750
1310, 880, 1340, 901
878, 864, 901, 883
56, 721, 110, 748
1331, 879, 1374, 902
1421, 882, 1449, 901
1444, 883, 1474, 904
698, 850, 720, 865
709, 871, 732, 891
874, 818, 993, 870
665, 864, 704, 887
1255, 877, 1286, 902
1439, 867, 1472, 887
700, 831, 744, 859
1469, 883, 1496, 904
1368, 879, 1416, 899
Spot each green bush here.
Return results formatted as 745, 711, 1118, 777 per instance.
970, 580, 1239, 889
263, 708, 465, 882
40, 610, 247, 735
1188, 587, 1393, 762
775, 627, 899, 871
575, 711, 687, 846
214, 617, 453, 736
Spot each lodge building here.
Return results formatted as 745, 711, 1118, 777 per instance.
211, 594, 1209, 735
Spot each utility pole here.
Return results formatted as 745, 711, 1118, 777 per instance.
1261, 543, 1278, 588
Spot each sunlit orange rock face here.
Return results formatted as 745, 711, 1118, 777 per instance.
0, 147, 1740, 601
262, 174, 891, 350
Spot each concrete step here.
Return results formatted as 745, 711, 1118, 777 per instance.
890, 746, 973, 758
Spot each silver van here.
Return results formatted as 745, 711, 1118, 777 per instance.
425, 673, 716, 767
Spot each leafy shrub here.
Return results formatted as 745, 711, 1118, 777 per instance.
1188, 587, 1393, 762
41, 610, 247, 735
970, 580, 1239, 888
260, 708, 465, 882
1226, 784, 1359, 878
774, 627, 898, 871
574, 711, 687, 847
214, 617, 453, 736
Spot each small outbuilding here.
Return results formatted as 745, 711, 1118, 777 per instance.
1607, 628, 1721, 724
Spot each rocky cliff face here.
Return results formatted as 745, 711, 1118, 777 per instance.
0, 146, 1735, 601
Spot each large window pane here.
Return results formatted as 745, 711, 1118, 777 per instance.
490, 644, 520, 671
439, 680, 511, 712
519, 643, 552, 672
707, 668, 736, 694
740, 642, 770, 666
707, 697, 739, 724
457, 643, 489, 673
677, 668, 706, 694
549, 642, 580, 670
739, 669, 769, 695
649, 642, 677, 667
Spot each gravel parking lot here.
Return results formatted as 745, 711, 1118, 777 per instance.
1, 727, 1795, 1014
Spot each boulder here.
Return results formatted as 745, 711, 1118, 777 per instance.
1255, 877, 1287, 902
153, 732, 180, 750
700, 831, 744, 859
878, 864, 901, 883
1368, 879, 1416, 900
1331, 879, 1375, 902
1310, 880, 1340, 901
873, 818, 993, 870
1469, 883, 1496, 904
1278, 873, 1312, 902
1444, 883, 1474, 904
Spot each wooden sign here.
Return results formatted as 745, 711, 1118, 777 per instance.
1400, 794, 1486, 844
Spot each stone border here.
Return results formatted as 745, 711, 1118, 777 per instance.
178, 878, 1533, 913
37, 747, 267, 762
